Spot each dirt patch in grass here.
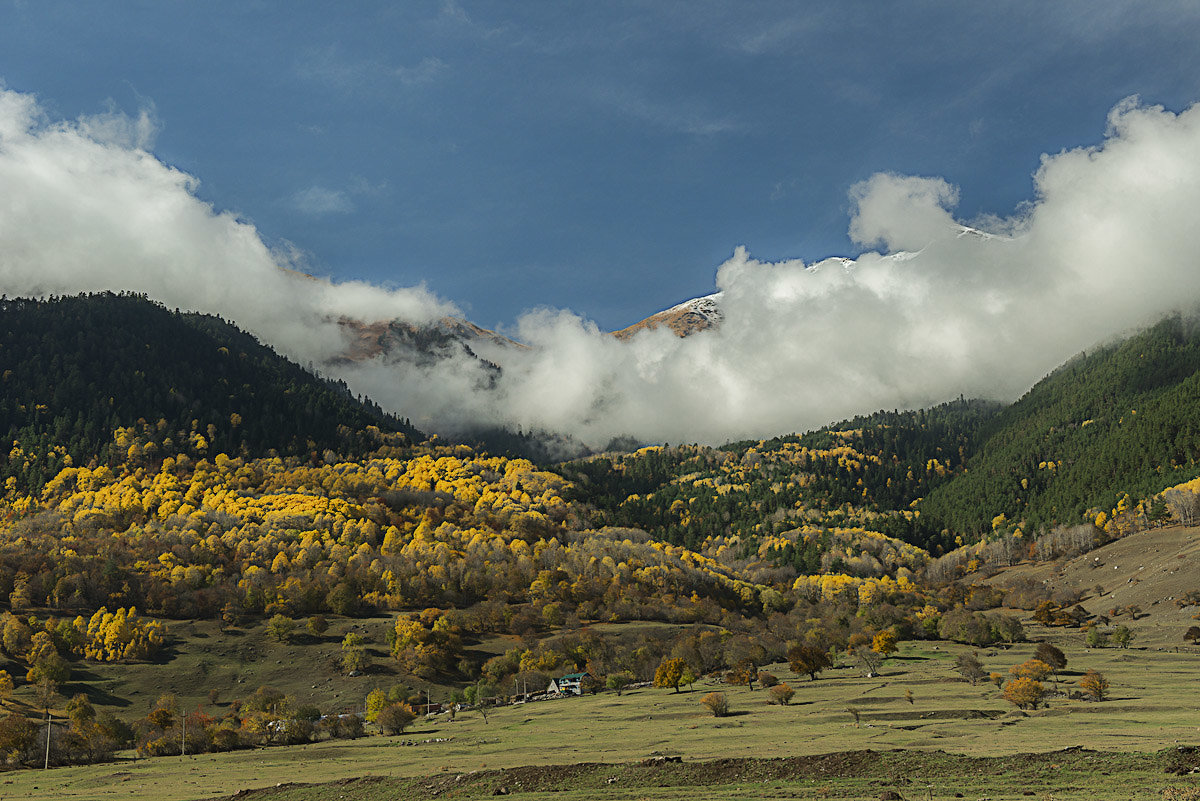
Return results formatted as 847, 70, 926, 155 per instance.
219, 746, 1188, 801
863, 708, 1004, 721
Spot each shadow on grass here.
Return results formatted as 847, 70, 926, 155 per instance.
60, 671, 131, 707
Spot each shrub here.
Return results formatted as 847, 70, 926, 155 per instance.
321, 714, 364, 740
1111, 625, 1134, 649
1033, 642, 1067, 673
279, 718, 315, 745
0, 712, 35, 765
787, 643, 831, 680
954, 653, 986, 685
266, 614, 295, 643
699, 692, 729, 717
340, 632, 370, 674
654, 658, 688, 692
211, 726, 242, 752
725, 658, 756, 688
871, 630, 898, 656
939, 609, 1023, 646
757, 671, 779, 688
377, 704, 416, 735
606, 672, 633, 695
293, 705, 322, 722
767, 683, 794, 705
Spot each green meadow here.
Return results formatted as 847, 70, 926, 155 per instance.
10, 634, 1200, 801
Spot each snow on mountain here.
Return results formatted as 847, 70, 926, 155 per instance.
611, 292, 725, 340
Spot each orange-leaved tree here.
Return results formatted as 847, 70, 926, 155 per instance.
1003, 677, 1044, 710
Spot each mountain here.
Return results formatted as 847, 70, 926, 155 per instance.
611, 293, 724, 340
0, 295, 787, 630
334, 316, 524, 371
320, 292, 1200, 550
0, 292, 419, 491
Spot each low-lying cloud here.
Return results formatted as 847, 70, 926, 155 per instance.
3, 85, 1200, 448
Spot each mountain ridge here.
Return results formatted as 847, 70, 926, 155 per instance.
0, 292, 419, 492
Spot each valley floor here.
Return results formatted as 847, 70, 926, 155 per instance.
9, 637, 1200, 801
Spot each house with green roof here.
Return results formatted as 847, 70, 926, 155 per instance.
547, 672, 588, 696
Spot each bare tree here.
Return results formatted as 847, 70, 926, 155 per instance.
1163, 490, 1200, 527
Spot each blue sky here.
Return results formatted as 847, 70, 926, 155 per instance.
3, 0, 1200, 335
6, 2, 1200, 443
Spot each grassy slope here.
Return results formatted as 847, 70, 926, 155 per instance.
7, 635, 1200, 801
978, 524, 1200, 649
0, 615, 536, 723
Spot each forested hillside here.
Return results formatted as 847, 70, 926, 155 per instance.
0, 293, 418, 492
0, 295, 785, 631
920, 315, 1200, 536
560, 399, 1001, 561
6, 292, 1198, 768
564, 315, 1200, 556
0, 295, 962, 692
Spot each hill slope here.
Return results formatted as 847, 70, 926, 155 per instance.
920, 315, 1200, 536
560, 397, 1002, 562
979, 523, 1200, 649
0, 293, 419, 491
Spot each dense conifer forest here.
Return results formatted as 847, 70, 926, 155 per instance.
920, 315, 1200, 534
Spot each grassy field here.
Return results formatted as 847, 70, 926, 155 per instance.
6, 635, 1200, 801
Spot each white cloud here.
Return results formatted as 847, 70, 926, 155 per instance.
394, 57, 447, 87
848, 174, 960, 253
593, 85, 741, 137
297, 45, 447, 91
3, 86, 1200, 449
0, 85, 456, 367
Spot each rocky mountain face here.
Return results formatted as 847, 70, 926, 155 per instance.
332, 316, 526, 382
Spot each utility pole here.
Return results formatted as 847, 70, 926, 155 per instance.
44, 711, 51, 770
181, 712, 186, 757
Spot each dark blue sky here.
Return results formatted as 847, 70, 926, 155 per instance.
3, 1, 1199, 331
